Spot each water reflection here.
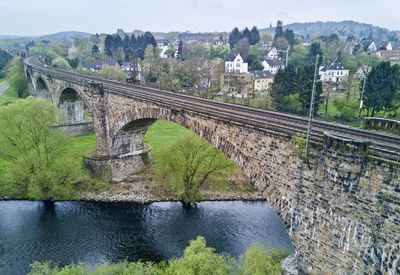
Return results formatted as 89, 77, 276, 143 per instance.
0, 200, 293, 275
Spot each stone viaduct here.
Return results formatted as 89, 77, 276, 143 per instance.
24, 57, 399, 274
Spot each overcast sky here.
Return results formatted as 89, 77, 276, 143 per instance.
1, 0, 399, 36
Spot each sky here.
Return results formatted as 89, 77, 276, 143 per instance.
0, 0, 399, 36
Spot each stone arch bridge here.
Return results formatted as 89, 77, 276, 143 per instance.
24, 57, 399, 274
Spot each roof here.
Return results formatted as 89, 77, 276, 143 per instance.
379, 50, 400, 57
225, 53, 239, 62
82, 59, 119, 70
253, 70, 274, 79
320, 63, 348, 71
264, 58, 284, 67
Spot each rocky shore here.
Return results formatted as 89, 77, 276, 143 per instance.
79, 175, 265, 204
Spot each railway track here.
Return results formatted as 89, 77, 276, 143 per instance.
25, 56, 400, 161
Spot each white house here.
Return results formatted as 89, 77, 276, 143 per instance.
225, 53, 248, 73
319, 63, 349, 82
267, 47, 279, 59
262, 58, 284, 74
121, 61, 141, 81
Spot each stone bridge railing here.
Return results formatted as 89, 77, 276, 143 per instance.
363, 117, 400, 135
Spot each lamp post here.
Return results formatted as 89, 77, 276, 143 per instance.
277, 45, 291, 67
304, 54, 320, 158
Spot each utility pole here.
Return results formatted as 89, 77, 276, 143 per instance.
285, 45, 291, 67
358, 53, 371, 119
304, 54, 320, 158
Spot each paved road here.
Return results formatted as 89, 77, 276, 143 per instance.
0, 82, 10, 95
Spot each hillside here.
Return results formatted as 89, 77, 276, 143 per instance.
264, 20, 398, 40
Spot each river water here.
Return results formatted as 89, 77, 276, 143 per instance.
0, 200, 293, 275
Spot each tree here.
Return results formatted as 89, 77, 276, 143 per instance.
242, 27, 251, 41
104, 35, 113, 56
229, 27, 242, 48
177, 40, 183, 59
233, 38, 250, 62
5, 57, 28, 98
91, 45, 100, 55
97, 65, 126, 82
271, 65, 296, 112
155, 135, 235, 204
363, 62, 400, 116
249, 26, 260, 45
0, 49, 12, 76
308, 42, 323, 64
274, 20, 284, 41
240, 244, 287, 275
0, 98, 80, 199
283, 29, 295, 46
141, 45, 163, 84
167, 236, 232, 275
294, 64, 323, 115
52, 57, 72, 70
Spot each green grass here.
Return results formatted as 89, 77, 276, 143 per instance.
145, 119, 190, 160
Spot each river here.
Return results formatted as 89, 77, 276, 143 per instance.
0, 200, 293, 274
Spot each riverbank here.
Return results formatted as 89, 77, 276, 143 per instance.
79, 174, 264, 204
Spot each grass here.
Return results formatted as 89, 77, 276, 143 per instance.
144, 119, 191, 160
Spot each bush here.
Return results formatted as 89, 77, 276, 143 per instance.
155, 134, 235, 204
28, 237, 287, 275
52, 57, 72, 70
239, 244, 288, 275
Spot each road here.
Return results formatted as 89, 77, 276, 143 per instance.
0, 81, 10, 96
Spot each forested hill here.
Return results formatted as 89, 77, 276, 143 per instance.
264, 20, 398, 40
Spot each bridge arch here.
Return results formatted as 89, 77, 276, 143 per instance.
34, 77, 52, 101
58, 87, 87, 124
108, 105, 268, 189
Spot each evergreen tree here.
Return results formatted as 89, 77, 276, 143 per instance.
91, 45, 99, 55
363, 62, 400, 116
123, 36, 131, 61
271, 64, 296, 111
177, 40, 183, 59
249, 26, 260, 45
308, 42, 324, 64
294, 64, 323, 114
104, 35, 113, 56
283, 29, 295, 46
242, 27, 251, 41
274, 20, 284, 40
229, 27, 242, 48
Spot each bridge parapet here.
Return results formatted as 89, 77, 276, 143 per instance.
323, 132, 370, 156
363, 117, 400, 134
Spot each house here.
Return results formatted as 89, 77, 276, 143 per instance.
361, 40, 377, 52
377, 50, 400, 65
157, 39, 170, 58
379, 41, 393, 51
121, 60, 141, 82
82, 59, 120, 72
253, 70, 274, 92
260, 41, 273, 52
214, 36, 226, 46
262, 58, 284, 74
267, 47, 279, 59
319, 63, 349, 82
225, 53, 248, 73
